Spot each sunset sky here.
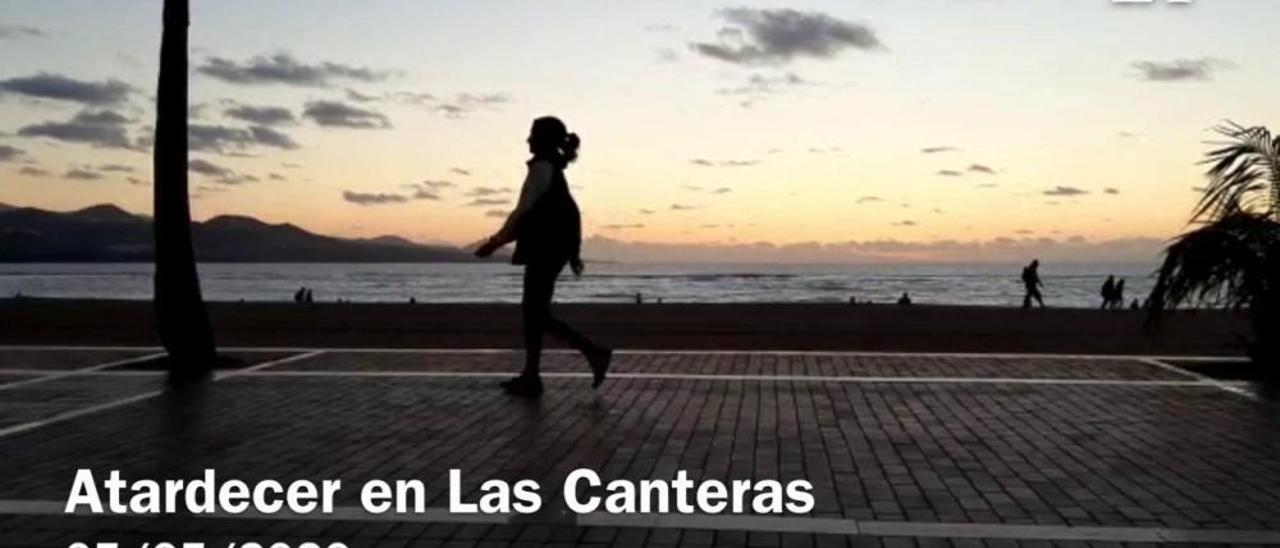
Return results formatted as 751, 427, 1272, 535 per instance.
1, 0, 1276, 262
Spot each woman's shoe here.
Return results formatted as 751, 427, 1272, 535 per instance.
502, 375, 544, 398
587, 347, 612, 389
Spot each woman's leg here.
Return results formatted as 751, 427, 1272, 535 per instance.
520, 262, 559, 378
521, 260, 611, 388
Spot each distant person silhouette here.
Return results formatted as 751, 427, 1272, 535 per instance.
1113, 279, 1125, 310
635, 292, 644, 305
303, 288, 314, 304
1100, 276, 1116, 309
897, 292, 912, 306
1130, 298, 1141, 310
476, 116, 612, 398
1021, 259, 1045, 309
293, 287, 306, 304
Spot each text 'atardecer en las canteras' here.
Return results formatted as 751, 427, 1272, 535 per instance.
66, 469, 816, 516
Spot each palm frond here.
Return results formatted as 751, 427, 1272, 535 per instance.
1147, 212, 1280, 326
1195, 121, 1280, 222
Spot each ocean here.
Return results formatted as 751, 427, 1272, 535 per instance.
0, 262, 1159, 308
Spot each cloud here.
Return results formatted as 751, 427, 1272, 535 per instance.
0, 145, 24, 162
389, 91, 438, 105
655, 48, 681, 63
690, 8, 882, 66
691, 158, 759, 167
344, 89, 437, 106
401, 181, 449, 200
712, 187, 733, 194
249, 126, 300, 149
198, 54, 394, 87
967, 163, 996, 174
602, 223, 645, 230
189, 124, 300, 153
188, 158, 258, 185
856, 196, 882, 204
1044, 186, 1089, 197
434, 93, 513, 119
303, 100, 391, 129
465, 187, 512, 198
343, 190, 409, 206
485, 210, 508, 218
808, 146, 843, 155
921, 146, 956, 154
18, 166, 49, 177
892, 220, 917, 227
0, 24, 47, 39
17, 109, 136, 149
189, 102, 212, 120
450, 168, 471, 176
936, 170, 963, 177
97, 164, 135, 173
638, 209, 656, 215
465, 197, 511, 207
409, 189, 439, 201
63, 168, 102, 181
0, 73, 134, 105
716, 72, 810, 107
670, 203, 702, 211
223, 104, 295, 126
188, 158, 233, 178
1104, 187, 1120, 195
1131, 58, 1231, 82
345, 89, 381, 103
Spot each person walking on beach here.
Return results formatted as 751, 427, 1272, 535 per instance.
1100, 276, 1116, 309
1113, 278, 1126, 311
475, 116, 612, 398
1021, 259, 1045, 309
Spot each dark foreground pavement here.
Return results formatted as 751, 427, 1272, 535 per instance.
1, 348, 1278, 547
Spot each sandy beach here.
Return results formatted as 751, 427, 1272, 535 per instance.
0, 298, 1249, 356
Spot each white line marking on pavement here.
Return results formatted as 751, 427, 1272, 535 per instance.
4, 499, 1278, 544
0, 352, 166, 391
0, 390, 165, 438
0, 369, 166, 377
0, 351, 329, 440
215, 350, 327, 380
235, 369, 1219, 388
0, 500, 509, 525
1138, 357, 1258, 400
0, 344, 1251, 362
578, 512, 1280, 544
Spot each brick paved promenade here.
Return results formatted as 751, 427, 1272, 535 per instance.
1, 347, 1278, 547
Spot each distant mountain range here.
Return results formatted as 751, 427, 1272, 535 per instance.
0, 203, 491, 263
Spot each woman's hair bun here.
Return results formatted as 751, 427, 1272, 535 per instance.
562, 132, 581, 164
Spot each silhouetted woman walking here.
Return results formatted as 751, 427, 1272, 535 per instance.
476, 116, 612, 397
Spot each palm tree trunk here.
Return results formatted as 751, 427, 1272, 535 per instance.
154, 0, 216, 381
